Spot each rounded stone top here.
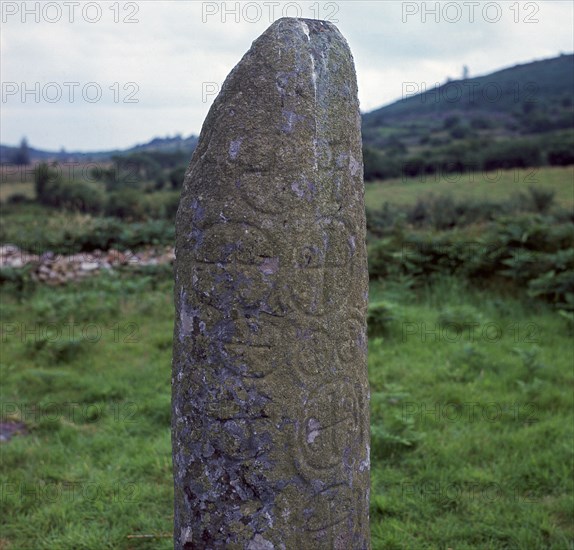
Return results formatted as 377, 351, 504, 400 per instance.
271, 16, 342, 31
255, 16, 349, 49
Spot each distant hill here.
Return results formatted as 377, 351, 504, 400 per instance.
0, 135, 199, 164
129, 135, 199, 155
361, 53, 574, 179
362, 53, 574, 148
2, 54, 572, 179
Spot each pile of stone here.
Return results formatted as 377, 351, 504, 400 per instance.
0, 244, 174, 285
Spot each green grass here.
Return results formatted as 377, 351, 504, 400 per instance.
365, 166, 574, 211
1, 271, 572, 549
0, 203, 94, 248
0, 204, 175, 254
0, 273, 174, 549
368, 278, 574, 549
0, 181, 35, 202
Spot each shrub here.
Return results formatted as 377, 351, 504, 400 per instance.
451, 344, 490, 380
58, 181, 105, 214
163, 193, 180, 220
363, 147, 402, 181
140, 192, 180, 220
105, 189, 146, 220
34, 163, 60, 203
481, 139, 542, 171
545, 131, 574, 166
0, 266, 36, 299
443, 115, 461, 130
429, 195, 458, 230
527, 264, 574, 310
437, 305, 482, 329
527, 187, 555, 214
366, 203, 405, 236
548, 146, 574, 166
169, 165, 187, 189
26, 336, 87, 364
367, 211, 574, 312
34, 170, 105, 214
405, 195, 502, 230
406, 199, 429, 226
470, 116, 493, 130
449, 125, 471, 139
402, 157, 427, 179
368, 301, 396, 336
6, 193, 30, 205
370, 389, 420, 460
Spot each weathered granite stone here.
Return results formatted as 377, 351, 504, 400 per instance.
172, 17, 369, 549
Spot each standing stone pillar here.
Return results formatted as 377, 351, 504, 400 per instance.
172, 17, 369, 549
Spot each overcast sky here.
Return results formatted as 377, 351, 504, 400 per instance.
1, 0, 573, 151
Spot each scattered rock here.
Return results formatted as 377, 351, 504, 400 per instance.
80, 262, 99, 272
0, 243, 174, 284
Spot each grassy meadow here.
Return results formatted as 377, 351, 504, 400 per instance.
0, 166, 573, 549
365, 166, 574, 211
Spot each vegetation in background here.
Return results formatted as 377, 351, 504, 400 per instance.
362, 54, 574, 181
9, 138, 31, 166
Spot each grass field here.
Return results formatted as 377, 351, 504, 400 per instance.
365, 166, 574, 211
1, 271, 572, 549
368, 279, 573, 548
1, 165, 573, 548
1, 273, 175, 549
0, 182, 35, 203
2, 166, 573, 212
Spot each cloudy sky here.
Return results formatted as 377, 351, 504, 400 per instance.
1, 0, 573, 151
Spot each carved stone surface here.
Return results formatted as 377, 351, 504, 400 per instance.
172, 17, 369, 549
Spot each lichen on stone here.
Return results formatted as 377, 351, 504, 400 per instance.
173, 17, 369, 549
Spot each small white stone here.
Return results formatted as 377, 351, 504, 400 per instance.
80, 262, 99, 272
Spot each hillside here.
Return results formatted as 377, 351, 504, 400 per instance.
0, 134, 199, 164
361, 53, 574, 180
2, 54, 572, 180
363, 53, 573, 145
